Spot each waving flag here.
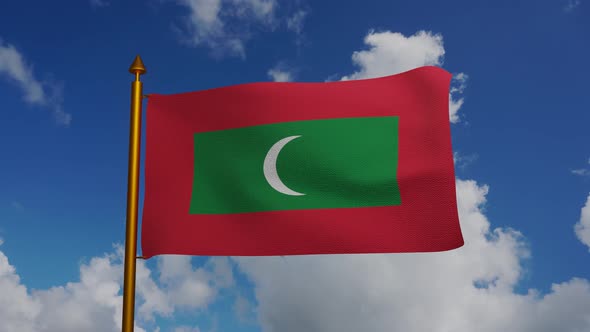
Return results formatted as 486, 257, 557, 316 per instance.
141, 66, 463, 257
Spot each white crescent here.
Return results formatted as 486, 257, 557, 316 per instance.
263, 135, 305, 196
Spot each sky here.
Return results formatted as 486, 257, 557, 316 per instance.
1, 0, 590, 331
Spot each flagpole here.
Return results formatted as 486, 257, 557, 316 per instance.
122, 55, 146, 332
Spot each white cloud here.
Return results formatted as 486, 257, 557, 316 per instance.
235, 179, 590, 332
231, 0, 275, 20
340, 30, 445, 81
0, 245, 233, 331
564, 0, 581, 12
267, 68, 292, 82
176, 0, 277, 58
0, 41, 44, 104
208, 256, 235, 288
136, 257, 173, 321
0, 39, 71, 125
451, 72, 468, 93
0, 246, 142, 332
572, 169, 590, 176
449, 72, 468, 123
574, 194, 590, 250
571, 157, 590, 177
234, 294, 256, 324
158, 255, 234, 309
178, 0, 224, 41
233, 30, 590, 332
0, 249, 41, 332
286, 9, 307, 35
453, 151, 478, 170
339, 30, 467, 123
286, 9, 307, 47
267, 60, 297, 82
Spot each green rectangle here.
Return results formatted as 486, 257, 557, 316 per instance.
190, 116, 400, 214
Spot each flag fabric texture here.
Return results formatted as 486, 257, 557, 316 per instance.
141, 66, 463, 258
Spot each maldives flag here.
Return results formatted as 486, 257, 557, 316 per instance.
141, 66, 463, 258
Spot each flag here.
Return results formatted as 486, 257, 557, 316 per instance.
141, 66, 463, 257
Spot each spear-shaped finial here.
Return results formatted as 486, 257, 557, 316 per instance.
128, 55, 146, 75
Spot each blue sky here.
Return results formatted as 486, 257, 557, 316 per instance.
1, 0, 590, 331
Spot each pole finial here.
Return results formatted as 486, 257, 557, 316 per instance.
129, 55, 146, 75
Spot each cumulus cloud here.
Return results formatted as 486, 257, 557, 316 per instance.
0, 245, 233, 331
267, 67, 292, 82
0, 39, 71, 125
0, 249, 42, 332
0, 245, 140, 332
232, 30, 590, 332
175, 0, 277, 58
235, 179, 590, 332
267, 60, 297, 82
157, 256, 216, 310
574, 194, 590, 250
340, 30, 445, 81
339, 30, 467, 123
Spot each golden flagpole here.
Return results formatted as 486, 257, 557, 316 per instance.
122, 55, 146, 332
